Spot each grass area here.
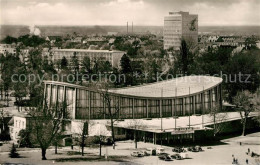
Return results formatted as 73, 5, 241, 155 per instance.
53, 155, 130, 162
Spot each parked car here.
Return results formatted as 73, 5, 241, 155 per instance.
159, 155, 172, 161
131, 151, 143, 157
188, 146, 199, 152
172, 147, 185, 153
156, 148, 165, 155
146, 148, 156, 156
171, 153, 183, 160
139, 150, 150, 156
180, 153, 189, 159
195, 145, 203, 151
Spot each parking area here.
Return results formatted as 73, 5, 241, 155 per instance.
1, 133, 260, 165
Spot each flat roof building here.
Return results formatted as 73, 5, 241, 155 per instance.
49, 49, 125, 68
164, 11, 198, 50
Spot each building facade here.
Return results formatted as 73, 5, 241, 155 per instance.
44, 76, 222, 120
0, 44, 16, 55
49, 49, 125, 68
164, 11, 198, 50
9, 115, 31, 143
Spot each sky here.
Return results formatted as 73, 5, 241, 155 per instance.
0, 0, 260, 26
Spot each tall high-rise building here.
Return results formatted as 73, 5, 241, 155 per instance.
164, 11, 198, 50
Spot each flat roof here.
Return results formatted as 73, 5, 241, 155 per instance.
109, 76, 222, 98
109, 112, 258, 133
51, 49, 125, 53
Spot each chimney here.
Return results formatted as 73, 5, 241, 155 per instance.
127, 22, 128, 34
132, 22, 133, 33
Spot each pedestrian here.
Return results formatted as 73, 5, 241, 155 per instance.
233, 157, 236, 164
235, 158, 238, 164
246, 159, 248, 164
248, 148, 250, 153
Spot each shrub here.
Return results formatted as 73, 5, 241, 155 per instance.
9, 143, 20, 158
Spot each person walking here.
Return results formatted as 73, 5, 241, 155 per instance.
233, 157, 236, 164
246, 158, 248, 164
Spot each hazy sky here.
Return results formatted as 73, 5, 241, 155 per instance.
1, 0, 260, 26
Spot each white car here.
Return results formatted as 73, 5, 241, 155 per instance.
156, 148, 165, 155
131, 151, 143, 157
180, 153, 189, 159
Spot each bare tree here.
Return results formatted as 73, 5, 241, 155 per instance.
93, 123, 111, 157
102, 88, 121, 150
209, 105, 228, 136
233, 90, 258, 136
28, 102, 67, 160
127, 119, 146, 149
74, 120, 90, 156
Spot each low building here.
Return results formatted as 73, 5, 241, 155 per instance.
50, 49, 125, 68
82, 37, 106, 44
0, 44, 16, 55
107, 32, 118, 36
71, 37, 83, 43
45, 36, 62, 44
8, 113, 31, 143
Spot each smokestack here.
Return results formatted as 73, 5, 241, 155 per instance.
132, 22, 133, 33
127, 22, 128, 34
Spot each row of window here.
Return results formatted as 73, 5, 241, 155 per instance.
45, 84, 220, 120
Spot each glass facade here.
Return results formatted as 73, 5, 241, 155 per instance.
44, 83, 221, 120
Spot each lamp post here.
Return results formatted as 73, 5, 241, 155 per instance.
189, 87, 191, 128
161, 88, 163, 146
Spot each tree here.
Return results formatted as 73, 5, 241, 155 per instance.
225, 50, 260, 101
120, 54, 132, 74
29, 101, 67, 160
1, 35, 17, 44
82, 56, 91, 73
0, 108, 11, 141
195, 47, 232, 75
88, 83, 122, 150
0, 53, 21, 106
233, 90, 258, 136
18, 129, 32, 148
70, 53, 80, 76
120, 54, 133, 86
74, 121, 89, 156
209, 105, 228, 137
9, 143, 20, 158
127, 120, 145, 149
61, 56, 68, 70
12, 66, 28, 112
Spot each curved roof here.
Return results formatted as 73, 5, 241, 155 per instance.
44, 76, 222, 99
109, 76, 222, 98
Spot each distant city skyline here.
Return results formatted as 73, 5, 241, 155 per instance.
1, 0, 260, 26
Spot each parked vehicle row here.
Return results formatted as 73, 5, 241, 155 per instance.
131, 145, 205, 161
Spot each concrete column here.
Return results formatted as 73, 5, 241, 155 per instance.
171, 99, 174, 117
43, 83, 47, 108
88, 91, 91, 120
219, 84, 223, 111
193, 95, 195, 115
72, 88, 77, 119
167, 133, 169, 144
209, 89, 212, 110
146, 99, 149, 118
63, 86, 66, 118
132, 98, 135, 119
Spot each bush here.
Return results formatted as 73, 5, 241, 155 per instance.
9, 143, 20, 158
67, 151, 81, 155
